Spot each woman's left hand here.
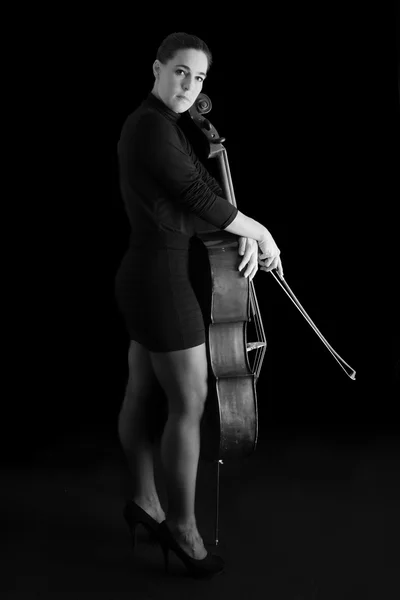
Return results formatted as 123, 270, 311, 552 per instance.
237, 237, 259, 281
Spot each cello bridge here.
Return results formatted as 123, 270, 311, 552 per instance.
246, 341, 266, 352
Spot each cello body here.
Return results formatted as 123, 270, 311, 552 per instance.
187, 95, 266, 463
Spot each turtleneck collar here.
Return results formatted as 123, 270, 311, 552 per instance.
145, 92, 182, 123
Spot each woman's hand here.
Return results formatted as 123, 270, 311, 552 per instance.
237, 237, 259, 281
238, 232, 284, 281
259, 254, 284, 279
258, 232, 284, 279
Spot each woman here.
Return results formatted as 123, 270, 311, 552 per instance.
115, 32, 283, 578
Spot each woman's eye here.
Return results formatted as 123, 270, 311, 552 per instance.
175, 69, 203, 83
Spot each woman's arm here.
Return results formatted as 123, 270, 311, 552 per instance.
223, 210, 267, 241
135, 112, 237, 228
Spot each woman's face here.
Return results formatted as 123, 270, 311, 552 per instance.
152, 48, 208, 113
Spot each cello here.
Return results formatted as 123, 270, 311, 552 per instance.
187, 93, 356, 546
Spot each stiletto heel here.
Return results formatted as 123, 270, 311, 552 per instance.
123, 501, 161, 555
128, 523, 138, 554
158, 522, 225, 578
161, 541, 170, 574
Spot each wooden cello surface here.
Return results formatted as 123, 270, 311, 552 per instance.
187, 95, 267, 463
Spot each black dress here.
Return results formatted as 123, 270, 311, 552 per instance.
114, 92, 238, 352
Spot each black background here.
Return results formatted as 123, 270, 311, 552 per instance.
8, 9, 399, 460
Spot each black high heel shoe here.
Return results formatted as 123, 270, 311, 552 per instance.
158, 521, 225, 578
123, 501, 161, 554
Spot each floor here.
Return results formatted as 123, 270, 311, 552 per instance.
2, 422, 400, 600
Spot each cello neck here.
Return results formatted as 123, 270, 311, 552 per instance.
216, 148, 238, 209
188, 94, 237, 208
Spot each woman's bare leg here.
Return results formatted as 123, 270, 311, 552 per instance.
117, 340, 166, 522
149, 342, 208, 559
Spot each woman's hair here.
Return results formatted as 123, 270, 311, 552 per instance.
156, 32, 213, 70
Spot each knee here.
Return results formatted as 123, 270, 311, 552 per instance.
198, 381, 208, 414
117, 407, 128, 442
181, 382, 208, 421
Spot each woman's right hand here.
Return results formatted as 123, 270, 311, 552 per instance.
258, 232, 284, 279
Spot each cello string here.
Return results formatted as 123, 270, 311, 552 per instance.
221, 150, 237, 207
248, 283, 259, 376
254, 279, 267, 380
250, 282, 260, 377
250, 279, 266, 345
249, 283, 259, 376
253, 290, 262, 379
249, 280, 267, 380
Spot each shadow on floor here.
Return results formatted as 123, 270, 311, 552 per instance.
2, 425, 400, 599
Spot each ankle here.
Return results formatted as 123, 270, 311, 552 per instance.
132, 494, 162, 509
166, 514, 197, 532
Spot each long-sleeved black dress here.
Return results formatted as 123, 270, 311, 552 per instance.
114, 92, 238, 352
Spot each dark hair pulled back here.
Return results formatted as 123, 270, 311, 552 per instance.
156, 32, 212, 70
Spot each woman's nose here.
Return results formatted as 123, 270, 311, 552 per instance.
182, 76, 193, 91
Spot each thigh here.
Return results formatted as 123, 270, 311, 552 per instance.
149, 343, 208, 415
121, 340, 167, 439
126, 339, 160, 399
